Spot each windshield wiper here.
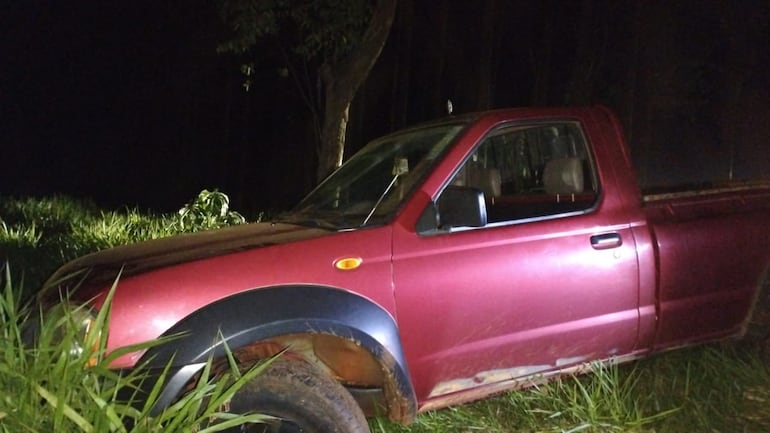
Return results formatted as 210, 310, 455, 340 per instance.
273, 214, 340, 230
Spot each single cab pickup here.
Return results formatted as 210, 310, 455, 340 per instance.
45, 106, 770, 433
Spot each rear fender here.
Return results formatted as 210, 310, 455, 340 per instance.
138, 285, 416, 423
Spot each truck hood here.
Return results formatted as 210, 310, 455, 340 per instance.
44, 222, 331, 297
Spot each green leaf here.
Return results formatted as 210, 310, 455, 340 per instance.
34, 383, 94, 432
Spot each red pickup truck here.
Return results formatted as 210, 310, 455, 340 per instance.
46, 106, 770, 433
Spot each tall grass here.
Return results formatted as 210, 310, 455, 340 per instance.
0, 264, 271, 432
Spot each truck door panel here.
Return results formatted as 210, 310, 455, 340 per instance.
392, 122, 641, 403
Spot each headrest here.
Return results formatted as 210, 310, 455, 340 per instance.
453, 164, 501, 198
543, 158, 584, 194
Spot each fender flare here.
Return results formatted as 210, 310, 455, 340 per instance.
138, 285, 416, 420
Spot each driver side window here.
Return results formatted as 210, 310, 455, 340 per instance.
446, 122, 599, 225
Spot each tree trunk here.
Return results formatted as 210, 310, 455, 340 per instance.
315, 0, 398, 182
476, 0, 499, 110
427, 0, 449, 119
564, 0, 603, 105
531, 1, 555, 105
716, 2, 760, 181
389, 0, 413, 130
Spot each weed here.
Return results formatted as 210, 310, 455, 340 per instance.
0, 264, 271, 432
174, 189, 246, 232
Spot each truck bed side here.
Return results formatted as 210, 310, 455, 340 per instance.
643, 185, 770, 348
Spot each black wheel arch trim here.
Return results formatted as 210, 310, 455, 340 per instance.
138, 284, 417, 420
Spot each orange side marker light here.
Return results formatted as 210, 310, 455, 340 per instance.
334, 257, 363, 271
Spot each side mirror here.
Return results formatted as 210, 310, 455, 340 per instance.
416, 186, 488, 234
437, 186, 488, 229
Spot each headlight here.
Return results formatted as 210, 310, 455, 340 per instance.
44, 303, 104, 367
67, 306, 101, 365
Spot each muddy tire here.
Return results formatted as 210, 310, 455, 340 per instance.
223, 358, 369, 433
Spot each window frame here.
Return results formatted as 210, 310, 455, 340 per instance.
429, 119, 603, 233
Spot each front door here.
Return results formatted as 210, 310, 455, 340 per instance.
392, 121, 640, 404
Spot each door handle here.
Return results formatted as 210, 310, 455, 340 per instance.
590, 233, 622, 250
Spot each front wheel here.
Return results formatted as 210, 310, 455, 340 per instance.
224, 358, 370, 433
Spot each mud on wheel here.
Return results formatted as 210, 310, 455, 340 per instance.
220, 358, 370, 433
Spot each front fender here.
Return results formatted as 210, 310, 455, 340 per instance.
138, 285, 416, 421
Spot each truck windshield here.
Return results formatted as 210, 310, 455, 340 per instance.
285, 123, 465, 229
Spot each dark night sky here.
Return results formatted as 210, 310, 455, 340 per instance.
2, 1, 249, 212
2, 1, 769, 215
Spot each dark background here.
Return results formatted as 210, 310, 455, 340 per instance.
3, 1, 769, 215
